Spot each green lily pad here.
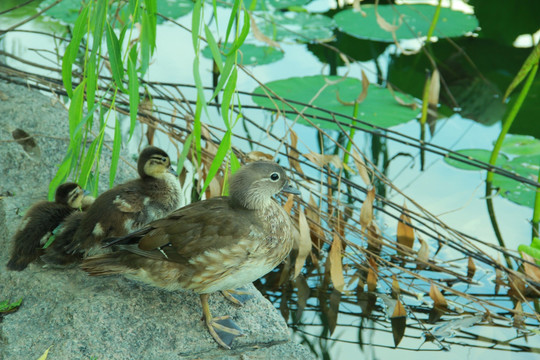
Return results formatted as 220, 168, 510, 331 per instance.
334, 4, 478, 43
257, 12, 335, 42
500, 135, 540, 156
252, 75, 419, 130
215, 0, 310, 11
202, 43, 284, 66
41, 0, 87, 24
444, 149, 509, 171
156, 0, 194, 22
493, 155, 539, 208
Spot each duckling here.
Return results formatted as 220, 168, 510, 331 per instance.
63, 146, 182, 257
6, 182, 92, 271
82, 161, 300, 349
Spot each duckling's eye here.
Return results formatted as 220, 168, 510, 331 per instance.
161, 157, 167, 163
270, 172, 280, 181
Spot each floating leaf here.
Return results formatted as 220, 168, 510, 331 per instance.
501, 135, 540, 156
257, 12, 335, 42
202, 43, 284, 66
444, 149, 508, 171
397, 203, 415, 253
334, 4, 478, 43
41, 0, 88, 24
294, 207, 313, 278
216, 0, 310, 11
156, 0, 194, 23
431, 315, 483, 341
329, 234, 345, 292
253, 75, 419, 130
493, 155, 539, 208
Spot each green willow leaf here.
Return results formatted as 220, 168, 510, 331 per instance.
78, 136, 100, 189
105, 21, 126, 91
192, 0, 202, 50
204, 24, 224, 72
69, 81, 87, 138
210, 54, 235, 101
86, 53, 97, 113
221, 67, 237, 129
110, 118, 122, 187
201, 130, 232, 194
227, 6, 250, 55
177, 133, 193, 176
61, 4, 90, 97
128, 57, 140, 140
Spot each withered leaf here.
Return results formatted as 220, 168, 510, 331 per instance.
391, 275, 400, 298
520, 251, 540, 282
367, 268, 377, 292
249, 13, 282, 50
416, 237, 429, 269
397, 203, 415, 253
512, 301, 525, 330
293, 207, 312, 278
351, 149, 372, 186
429, 69, 440, 107
359, 187, 375, 231
429, 283, 448, 309
294, 275, 310, 321
327, 289, 341, 335
306, 195, 325, 250
288, 130, 304, 176
366, 222, 382, 254
329, 233, 345, 292
467, 256, 477, 279
304, 152, 343, 169
246, 151, 274, 162
283, 193, 295, 214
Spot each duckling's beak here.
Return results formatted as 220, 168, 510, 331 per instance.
281, 183, 301, 195
168, 166, 178, 176
83, 189, 91, 196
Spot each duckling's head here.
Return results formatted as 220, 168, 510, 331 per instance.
138, 146, 175, 180
229, 161, 299, 210
55, 182, 86, 209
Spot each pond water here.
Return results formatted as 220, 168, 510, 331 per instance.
1, 0, 539, 359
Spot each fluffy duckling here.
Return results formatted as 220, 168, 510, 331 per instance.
63, 146, 182, 257
82, 161, 299, 349
6, 182, 92, 271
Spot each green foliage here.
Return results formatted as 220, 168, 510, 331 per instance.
0, 297, 22, 314
252, 75, 419, 130
334, 4, 478, 42
518, 237, 540, 265
202, 43, 284, 66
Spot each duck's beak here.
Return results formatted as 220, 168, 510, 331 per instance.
168, 166, 178, 176
281, 183, 301, 195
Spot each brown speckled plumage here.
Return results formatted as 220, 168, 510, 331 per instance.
60, 146, 182, 259
6, 183, 91, 271
81, 161, 299, 349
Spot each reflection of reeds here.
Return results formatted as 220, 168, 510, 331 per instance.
1, 12, 539, 357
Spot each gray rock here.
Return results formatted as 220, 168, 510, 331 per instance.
0, 80, 313, 360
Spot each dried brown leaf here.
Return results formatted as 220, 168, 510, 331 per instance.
249, 13, 282, 50
467, 256, 477, 279
429, 283, 448, 309
512, 301, 525, 329
329, 233, 345, 292
416, 237, 429, 269
306, 195, 325, 250
304, 152, 343, 169
428, 69, 440, 107
283, 193, 295, 214
288, 130, 304, 176
295, 275, 310, 321
359, 187, 375, 231
387, 83, 418, 110
366, 222, 382, 254
520, 251, 540, 282
328, 289, 341, 335
246, 151, 274, 162
391, 275, 400, 298
294, 207, 312, 278
367, 268, 377, 292
357, 69, 370, 104
351, 149, 372, 186
392, 298, 407, 318
397, 203, 415, 253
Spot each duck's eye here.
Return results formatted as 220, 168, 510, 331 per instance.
161, 157, 167, 163
270, 172, 280, 181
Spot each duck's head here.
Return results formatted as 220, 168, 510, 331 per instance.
229, 161, 299, 210
138, 146, 176, 180
55, 182, 86, 209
